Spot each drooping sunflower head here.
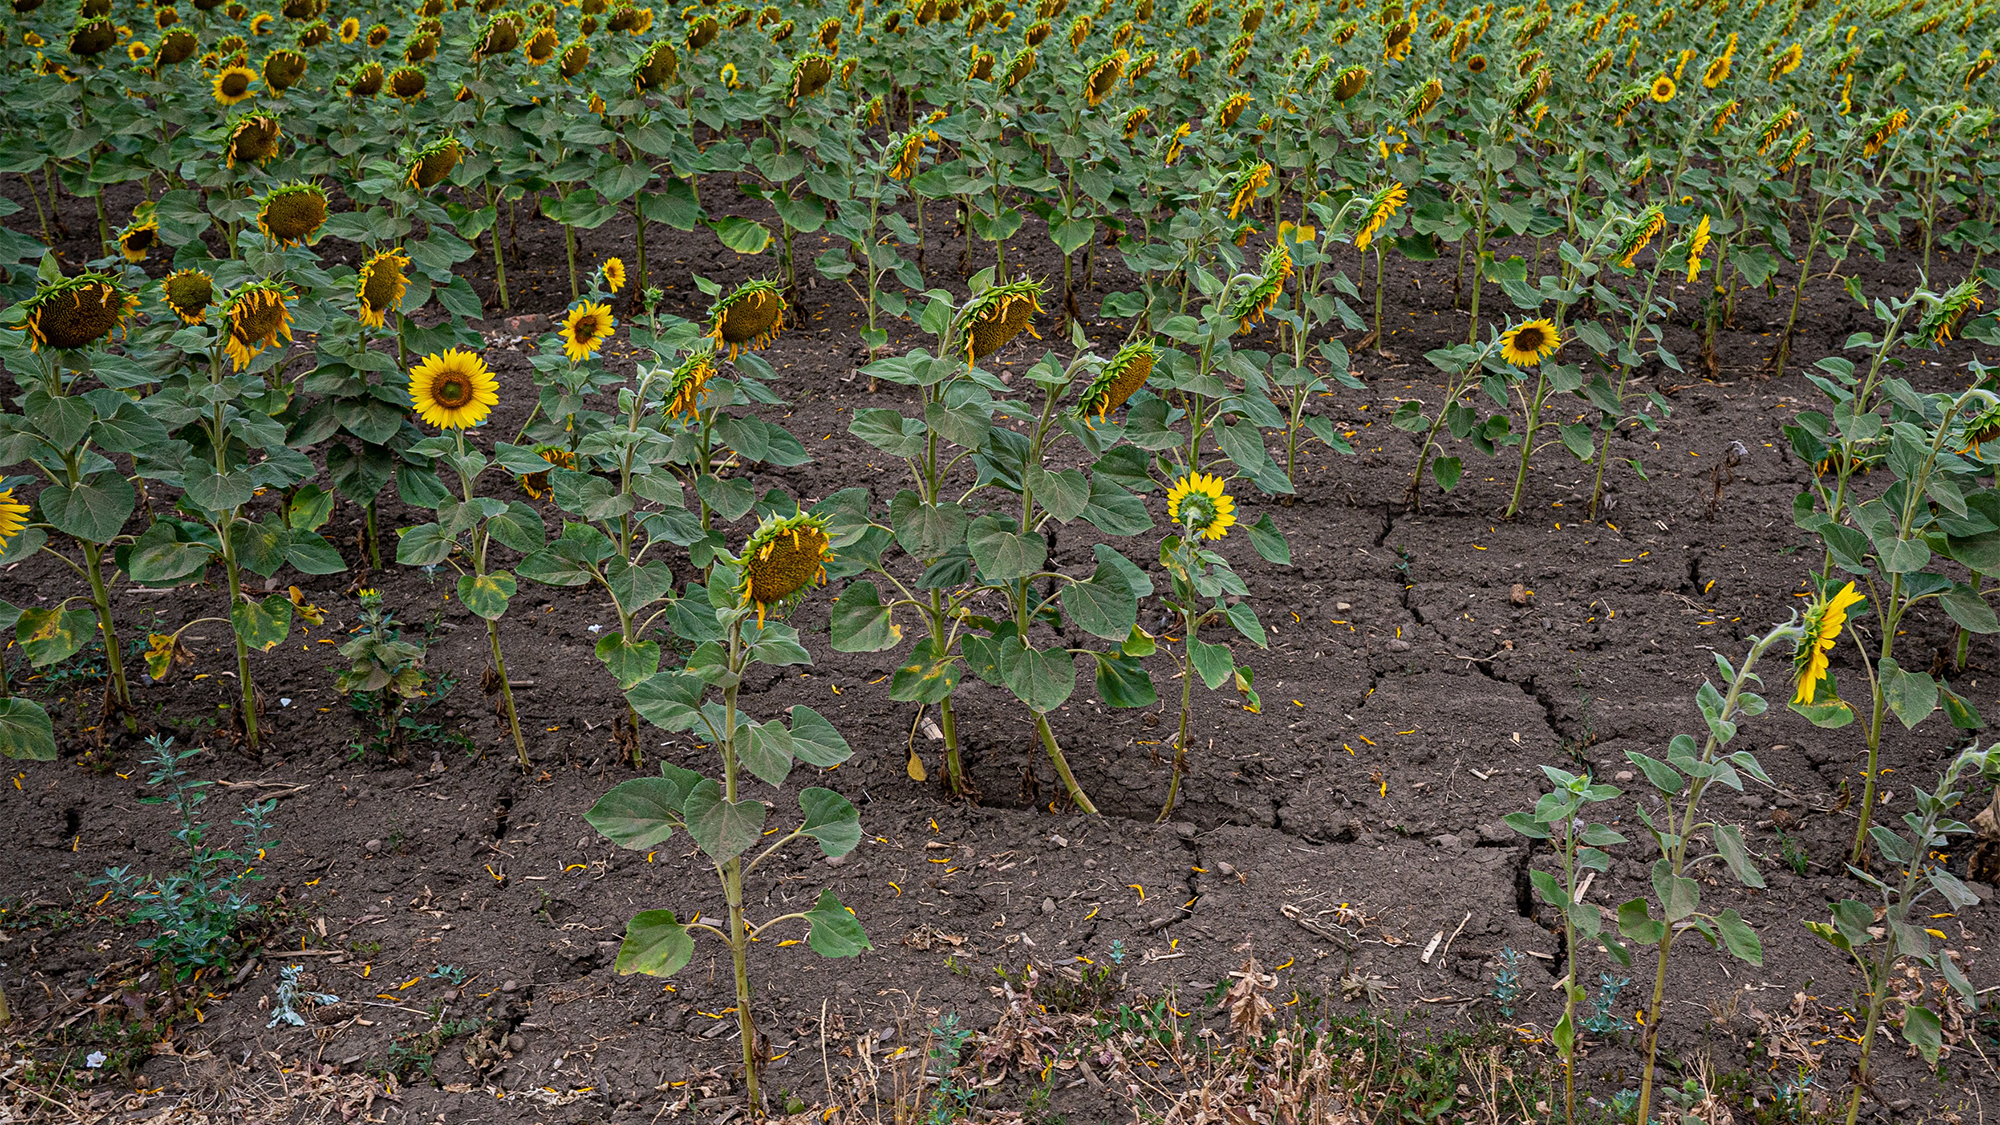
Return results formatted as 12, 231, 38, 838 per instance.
1123, 104, 1150, 138
1923, 277, 1985, 346
0, 488, 30, 551
687, 13, 718, 48
261, 46, 306, 91
161, 268, 215, 324
736, 511, 833, 625
1332, 62, 1370, 101
600, 257, 626, 294
1862, 107, 1910, 157
1768, 41, 1802, 81
1003, 45, 1037, 89
1404, 76, 1443, 120
406, 136, 462, 190
1166, 471, 1236, 540
355, 247, 411, 328
1229, 243, 1291, 334
958, 279, 1044, 363
347, 61, 384, 96
69, 17, 118, 56
1353, 180, 1406, 251
559, 300, 617, 362
708, 278, 787, 358
221, 279, 294, 370
662, 348, 717, 420
1703, 50, 1731, 88
1682, 213, 1711, 282
1711, 98, 1739, 135
518, 445, 576, 500
408, 348, 499, 429
1649, 73, 1675, 101
156, 26, 198, 64
1616, 205, 1666, 268
255, 180, 328, 247
18, 273, 138, 352
118, 212, 160, 262
1225, 160, 1271, 221
1774, 129, 1813, 174
787, 51, 832, 103
1465, 52, 1487, 73
1083, 47, 1126, 104
474, 12, 521, 56
338, 14, 359, 40
559, 39, 589, 77
224, 113, 282, 167
156, 6, 180, 28
387, 63, 427, 101
1498, 317, 1561, 365
1792, 581, 1863, 704
966, 44, 995, 81
366, 21, 390, 46
1175, 44, 1200, 78
1162, 120, 1191, 164
888, 130, 925, 180
1075, 339, 1156, 424
212, 62, 258, 102
1067, 12, 1091, 48
523, 24, 558, 62
1958, 398, 2000, 457
248, 11, 274, 35
631, 39, 678, 92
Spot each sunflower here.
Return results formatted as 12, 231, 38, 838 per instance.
697, 279, 784, 359
559, 40, 589, 77
600, 257, 626, 294
1354, 181, 1406, 252
346, 60, 383, 96
301, 20, 332, 47
248, 10, 274, 34
1498, 317, 1560, 365
161, 268, 215, 324
1175, 44, 1200, 78
0, 488, 29, 552
523, 24, 557, 62
212, 63, 258, 103
1002, 45, 1037, 89
888, 131, 924, 180
1774, 130, 1812, 174
958, 279, 1044, 363
559, 300, 616, 362
18, 274, 136, 352
406, 136, 461, 190
156, 6, 180, 27
1792, 581, 1862, 705
355, 248, 411, 328
128, 40, 150, 61
736, 511, 832, 625
365, 21, 389, 46
1332, 63, 1370, 101
1122, 104, 1150, 138
1404, 76, 1442, 120
474, 13, 520, 56
1225, 161, 1271, 221
1465, 52, 1487, 73
1230, 243, 1291, 334
69, 18, 117, 55
1083, 48, 1125, 104
1862, 108, 1909, 158
118, 214, 160, 262
1126, 47, 1156, 83
1616, 206, 1665, 268
687, 13, 717, 47
153, 25, 197, 65
387, 63, 427, 101
1649, 73, 1675, 101
1712, 99, 1739, 135
1924, 278, 1985, 346
787, 52, 832, 103
1768, 42, 1801, 81
663, 348, 717, 419
1075, 340, 1155, 424
337, 14, 358, 40
403, 30, 438, 62
966, 44, 994, 81
1066, 12, 1090, 48
1165, 471, 1236, 540
255, 180, 327, 246
518, 445, 576, 500
1162, 121, 1191, 165
224, 113, 281, 168
1683, 214, 1711, 283
408, 348, 498, 429
222, 280, 293, 370
1215, 91, 1252, 130
632, 40, 678, 91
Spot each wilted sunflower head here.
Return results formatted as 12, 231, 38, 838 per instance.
157, 8, 182, 30
355, 247, 411, 328
300, 20, 332, 47
1002, 45, 1036, 89
365, 21, 390, 46
69, 18, 118, 56
662, 348, 717, 419
1465, 52, 1487, 73
12, 0, 44, 13
406, 136, 461, 189
966, 44, 994, 81
632, 39, 678, 91
787, 52, 832, 103
156, 25, 197, 63
118, 214, 160, 262
347, 61, 384, 96
1329, 62, 1369, 101
1215, 90, 1252, 129
224, 113, 282, 167
1075, 340, 1155, 424
1958, 398, 2000, 457
1923, 277, 1985, 346
1229, 244, 1290, 334
475, 12, 520, 56
18, 273, 137, 352
261, 47, 306, 92
686, 13, 717, 47
1225, 160, 1271, 221
1162, 120, 1191, 164
212, 62, 258, 102
708, 278, 787, 358
559, 300, 616, 362
1616, 205, 1666, 268
517, 445, 576, 500
222, 280, 294, 370
558, 39, 588, 76
161, 268, 215, 324
1403, 76, 1442, 120
1083, 48, 1126, 104
1122, 104, 1150, 138
958, 279, 1044, 363
523, 24, 557, 62
735, 511, 833, 625
256, 180, 327, 247
888, 130, 925, 180
408, 348, 498, 429
403, 30, 438, 62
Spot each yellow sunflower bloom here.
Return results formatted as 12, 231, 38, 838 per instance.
1354, 182, 1406, 252
0, 488, 30, 552
600, 257, 626, 294
222, 281, 293, 371
1684, 215, 1711, 283
1499, 318, 1561, 365
1650, 74, 1675, 102
212, 63, 258, 103
408, 348, 499, 430
1166, 471, 1236, 540
355, 248, 411, 329
1792, 582, 1863, 704
560, 300, 616, 362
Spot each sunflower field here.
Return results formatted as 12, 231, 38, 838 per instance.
2, 0, 2000, 1115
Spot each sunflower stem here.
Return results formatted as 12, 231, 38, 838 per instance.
487, 618, 529, 770
1036, 713, 1097, 814
80, 540, 134, 727
486, 184, 510, 311
223, 551, 260, 754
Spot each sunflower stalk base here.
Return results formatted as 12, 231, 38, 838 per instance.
1035, 715, 1097, 815
486, 620, 529, 770
81, 541, 135, 728
224, 555, 261, 754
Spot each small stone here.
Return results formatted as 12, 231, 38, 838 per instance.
1476, 821, 1510, 845
500, 979, 520, 993
1215, 861, 1236, 876
1386, 638, 1411, 653
1173, 822, 1196, 840
506, 1034, 526, 1052
1434, 834, 1463, 849
1614, 771, 1634, 782
1336, 602, 1351, 611
1737, 796, 1764, 810
1041, 897, 1056, 915
824, 854, 847, 867
363, 839, 382, 854
1082, 857, 1097, 869
1509, 584, 1531, 606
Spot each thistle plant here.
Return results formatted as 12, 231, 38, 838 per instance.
590, 509, 868, 1111
1806, 745, 1993, 1125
